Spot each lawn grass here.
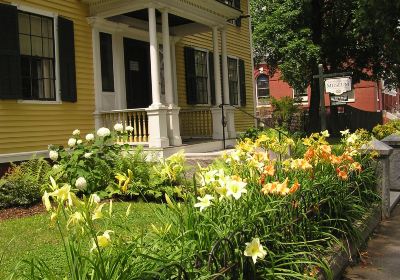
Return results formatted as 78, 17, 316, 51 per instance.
0, 201, 164, 279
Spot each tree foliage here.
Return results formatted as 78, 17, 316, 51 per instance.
251, 0, 400, 130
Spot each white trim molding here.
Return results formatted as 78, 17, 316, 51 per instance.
0, 150, 49, 164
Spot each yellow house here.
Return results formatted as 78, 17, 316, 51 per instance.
0, 0, 255, 163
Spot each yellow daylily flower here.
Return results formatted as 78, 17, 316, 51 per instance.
42, 191, 51, 211
194, 194, 214, 212
67, 212, 84, 228
92, 203, 105, 220
244, 238, 267, 264
91, 230, 113, 252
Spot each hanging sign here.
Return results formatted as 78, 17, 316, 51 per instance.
325, 77, 352, 95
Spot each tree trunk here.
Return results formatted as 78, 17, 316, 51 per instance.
308, 0, 323, 132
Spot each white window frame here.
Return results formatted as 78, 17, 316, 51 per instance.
292, 89, 308, 104
15, 4, 61, 104
256, 73, 270, 107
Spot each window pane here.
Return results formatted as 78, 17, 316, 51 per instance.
19, 34, 31, 55
18, 13, 30, 34
43, 38, 50, 57
47, 19, 53, 38
30, 15, 42, 36
42, 19, 49, 38
32, 37, 42, 56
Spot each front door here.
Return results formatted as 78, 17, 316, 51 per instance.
123, 38, 152, 108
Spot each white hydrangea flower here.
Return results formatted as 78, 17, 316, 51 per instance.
92, 193, 101, 204
75, 177, 87, 190
49, 150, 58, 161
114, 123, 124, 132
84, 152, 93, 159
68, 138, 77, 147
125, 125, 134, 132
52, 164, 62, 171
72, 129, 80, 136
86, 133, 95, 141
97, 127, 111, 137
77, 139, 83, 145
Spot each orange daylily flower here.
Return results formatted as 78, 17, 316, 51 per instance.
261, 181, 278, 195
304, 148, 315, 161
289, 181, 301, 194
350, 162, 362, 172
330, 155, 342, 165
264, 164, 275, 176
319, 145, 332, 160
336, 167, 348, 180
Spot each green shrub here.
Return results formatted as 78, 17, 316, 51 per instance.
49, 129, 131, 195
270, 96, 300, 130
0, 158, 51, 209
372, 120, 400, 139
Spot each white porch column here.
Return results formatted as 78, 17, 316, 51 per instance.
212, 27, 222, 105
210, 26, 226, 140
146, 7, 169, 148
149, 7, 162, 107
91, 26, 103, 129
162, 9, 182, 146
221, 28, 236, 138
221, 29, 229, 105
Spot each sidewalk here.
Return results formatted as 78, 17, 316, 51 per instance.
343, 204, 400, 280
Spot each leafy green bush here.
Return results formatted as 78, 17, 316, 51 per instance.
270, 96, 300, 130
48, 128, 131, 195
0, 158, 51, 209
372, 120, 400, 139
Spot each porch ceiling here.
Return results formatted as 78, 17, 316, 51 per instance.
81, 0, 242, 27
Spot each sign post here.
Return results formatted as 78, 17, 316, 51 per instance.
313, 64, 352, 131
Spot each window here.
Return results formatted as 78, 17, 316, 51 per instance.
184, 47, 246, 106
194, 50, 209, 104
99, 32, 114, 92
228, 57, 239, 105
18, 11, 55, 100
257, 74, 270, 99
293, 89, 308, 102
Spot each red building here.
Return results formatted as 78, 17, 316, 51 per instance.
254, 64, 400, 130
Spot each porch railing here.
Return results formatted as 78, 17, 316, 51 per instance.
180, 108, 212, 138
101, 109, 149, 143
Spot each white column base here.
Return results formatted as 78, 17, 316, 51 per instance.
167, 105, 182, 146
93, 111, 103, 130
146, 105, 170, 148
225, 106, 237, 139
211, 107, 228, 140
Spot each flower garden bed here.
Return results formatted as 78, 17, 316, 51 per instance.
1, 126, 381, 279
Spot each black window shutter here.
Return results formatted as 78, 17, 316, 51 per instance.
239, 59, 246, 106
59, 17, 77, 102
0, 3, 22, 99
208, 52, 216, 106
234, 0, 241, 9
184, 47, 197, 105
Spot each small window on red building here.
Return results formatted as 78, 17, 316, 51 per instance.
256, 74, 270, 105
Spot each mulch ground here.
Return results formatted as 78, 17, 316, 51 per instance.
0, 204, 45, 221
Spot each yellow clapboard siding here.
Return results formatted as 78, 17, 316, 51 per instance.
0, 0, 94, 154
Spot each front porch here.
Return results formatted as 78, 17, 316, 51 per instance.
100, 107, 236, 154
85, 0, 243, 152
